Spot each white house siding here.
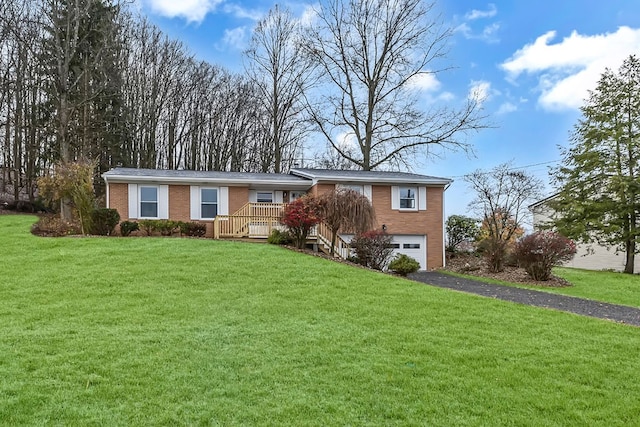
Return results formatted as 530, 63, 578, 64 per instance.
532, 205, 640, 272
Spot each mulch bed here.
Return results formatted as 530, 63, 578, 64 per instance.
442, 252, 572, 288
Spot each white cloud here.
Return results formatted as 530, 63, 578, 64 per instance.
223, 3, 263, 21
455, 4, 500, 43
465, 4, 497, 21
501, 26, 640, 111
335, 131, 359, 150
219, 26, 250, 51
144, 0, 222, 23
407, 72, 441, 92
298, 4, 319, 27
496, 102, 517, 115
469, 80, 492, 104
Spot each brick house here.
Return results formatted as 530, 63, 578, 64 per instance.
102, 168, 452, 270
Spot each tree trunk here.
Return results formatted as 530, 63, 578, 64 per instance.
624, 238, 636, 274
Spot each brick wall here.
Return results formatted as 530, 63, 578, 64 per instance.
310, 182, 445, 269
169, 185, 191, 221
229, 186, 249, 214
372, 185, 444, 269
108, 183, 129, 219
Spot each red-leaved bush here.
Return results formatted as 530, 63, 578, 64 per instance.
281, 196, 321, 248
514, 231, 577, 281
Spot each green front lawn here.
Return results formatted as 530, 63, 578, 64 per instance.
1, 215, 640, 425
552, 267, 640, 307
444, 266, 640, 308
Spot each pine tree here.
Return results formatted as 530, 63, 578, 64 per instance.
550, 55, 640, 274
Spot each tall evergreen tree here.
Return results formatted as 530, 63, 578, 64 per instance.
550, 55, 640, 274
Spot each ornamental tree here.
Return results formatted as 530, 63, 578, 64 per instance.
316, 188, 376, 255
514, 231, 577, 281
445, 215, 480, 252
281, 196, 322, 248
465, 163, 543, 272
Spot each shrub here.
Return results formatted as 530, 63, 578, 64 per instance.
446, 215, 480, 252
388, 254, 421, 276
350, 230, 394, 271
37, 159, 97, 234
267, 229, 291, 245
281, 196, 321, 249
514, 231, 577, 281
478, 237, 509, 273
90, 208, 120, 236
179, 221, 207, 237
119, 221, 139, 237
31, 216, 81, 237
154, 220, 178, 236
138, 219, 156, 236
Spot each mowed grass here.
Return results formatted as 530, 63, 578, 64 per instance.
1, 215, 640, 426
552, 267, 640, 307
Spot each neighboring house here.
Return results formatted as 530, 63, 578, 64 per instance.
530, 196, 640, 272
102, 167, 452, 270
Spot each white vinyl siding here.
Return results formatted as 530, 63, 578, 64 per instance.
274, 191, 284, 203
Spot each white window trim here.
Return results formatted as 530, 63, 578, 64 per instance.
391, 186, 427, 211
336, 183, 372, 201
130, 184, 168, 220
139, 185, 160, 219
399, 186, 418, 211
200, 187, 219, 220
256, 191, 274, 203
191, 186, 229, 220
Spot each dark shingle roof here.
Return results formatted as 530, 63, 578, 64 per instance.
102, 168, 310, 186
102, 167, 452, 187
290, 168, 452, 185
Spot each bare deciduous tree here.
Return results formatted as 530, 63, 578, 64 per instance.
465, 162, 543, 271
303, 0, 486, 170
245, 5, 309, 173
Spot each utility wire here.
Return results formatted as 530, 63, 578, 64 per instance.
448, 160, 561, 179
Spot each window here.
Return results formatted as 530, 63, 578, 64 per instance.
389, 243, 401, 249
403, 243, 421, 249
140, 186, 158, 218
257, 192, 273, 203
400, 187, 416, 209
341, 184, 363, 194
201, 188, 218, 219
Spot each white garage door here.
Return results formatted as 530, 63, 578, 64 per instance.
391, 235, 427, 270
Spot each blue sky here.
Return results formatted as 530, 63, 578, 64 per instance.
135, 0, 640, 219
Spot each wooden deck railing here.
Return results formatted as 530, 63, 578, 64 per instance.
214, 203, 285, 238
315, 222, 351, 259
213, 202, 351, 261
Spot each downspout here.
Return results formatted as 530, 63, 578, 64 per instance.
442, 180, 453, 269
103, 175, 110, 209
